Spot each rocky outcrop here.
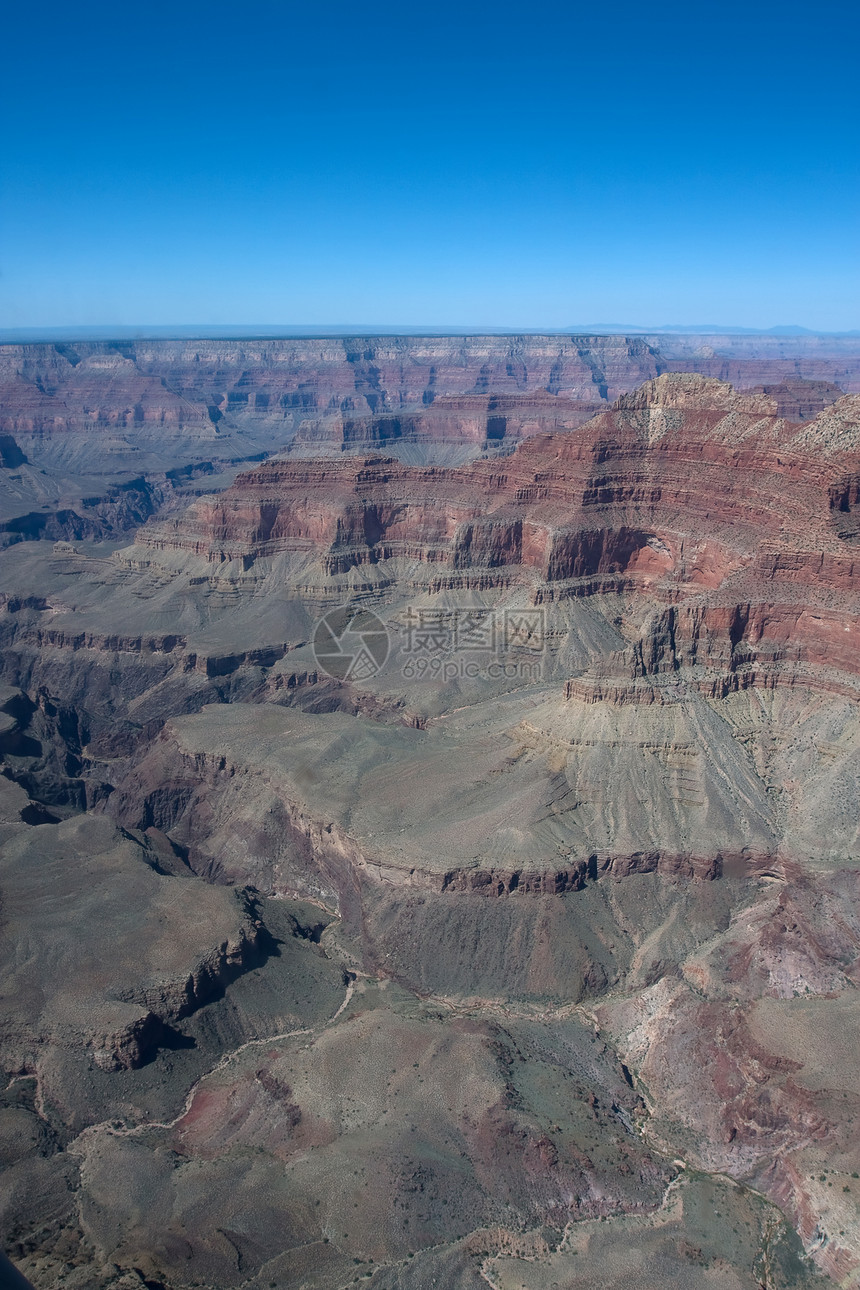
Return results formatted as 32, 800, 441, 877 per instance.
748, 380, 845, 421
5, 362, 860, 1289
1, 335, 856, 573
127, 375, 860, 698
0, 812, 269, 1075
104, 701, 791, 921
5, 334, 857, 469
135, 375, 854, 565
0, 336, 661, 444
598, 865, 860, 1284
290, 390, 605, 452
113, 725, 737, 902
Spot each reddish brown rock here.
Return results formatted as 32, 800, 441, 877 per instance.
133, 374, 860, 694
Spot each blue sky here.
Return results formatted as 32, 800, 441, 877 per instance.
3, 0, 858, 330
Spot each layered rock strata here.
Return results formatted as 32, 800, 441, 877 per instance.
129, 375, 860, 697
2, 368, 860, 1287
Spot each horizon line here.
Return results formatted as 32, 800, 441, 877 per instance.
2, 323, 860, 343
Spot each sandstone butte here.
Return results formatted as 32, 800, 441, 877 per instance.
2, 365, 860, 1290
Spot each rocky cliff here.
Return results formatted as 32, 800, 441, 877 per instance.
127, 374, 860, 697
1, 332, 857, 551
0, 334, 663, 450
4, 332, 855, 451
2, 364, 860, 1289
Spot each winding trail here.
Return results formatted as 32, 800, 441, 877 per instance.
67, 972, 358, 1153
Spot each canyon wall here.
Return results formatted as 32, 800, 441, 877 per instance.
127, 374, 860, 699
2, 330, 858, 550
3, 361, 860, 1288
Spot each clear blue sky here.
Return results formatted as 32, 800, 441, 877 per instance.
3, 0, 858, 331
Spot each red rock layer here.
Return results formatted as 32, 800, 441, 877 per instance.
0, 336, 662, 442
4, 335, 859, 450
137, 375, 860, 693
290, 391, 604, 450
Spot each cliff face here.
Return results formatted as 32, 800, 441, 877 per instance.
130, 374, 860, 695
0, 335, 666, 552
0, 334, 662, 443
290, 389, 605, 452
3, 333, 857, 457
1, 333, 857, 553
0, 805, 268, 1078
139, 374, 858, 555
3, 365, 860, 1289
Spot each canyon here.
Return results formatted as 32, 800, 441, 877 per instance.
1, 334, 860, 1290
2, 331, 858, 548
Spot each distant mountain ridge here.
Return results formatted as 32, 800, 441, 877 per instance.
1, 323, 858, 342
